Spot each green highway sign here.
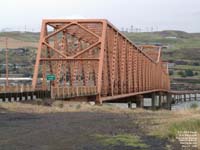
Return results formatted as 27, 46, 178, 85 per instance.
46, 74, 56, 81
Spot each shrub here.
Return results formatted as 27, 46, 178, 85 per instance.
178, 71, 185, 77
193, 62, 200, 66
52, 101, 64, 108
190, 103, 198, 109
185, 69, 194, 77
76, 104, 81, 109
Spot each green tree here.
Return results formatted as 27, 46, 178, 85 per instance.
185, 69, 194, 77
178, 71, 185, 77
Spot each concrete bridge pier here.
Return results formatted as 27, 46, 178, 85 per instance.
151, 92, 156, 110
195, 93, 197, 101
178, 94, 180, 102
158, 93, 162, 108
179, 94, 182, 103
128, 95, 144, 109
135, 95, 144, 108
189, 94, 191, 101
184, 94, 186, 102
166, 93, 172, 110
181, 94, 184, 103
177, 94, 180, 103
179, 94, 181, 103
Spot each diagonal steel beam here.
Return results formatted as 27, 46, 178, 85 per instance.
73, 41, 100, 58
45, 22, 74, 40
43, 42, 68, 59
75, 23, 101, 39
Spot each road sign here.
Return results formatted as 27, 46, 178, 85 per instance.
46, 74, 56, 81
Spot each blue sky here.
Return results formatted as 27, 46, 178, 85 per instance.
1, 0, 200, 32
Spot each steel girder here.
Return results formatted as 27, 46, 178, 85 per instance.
32, 19, 170, 103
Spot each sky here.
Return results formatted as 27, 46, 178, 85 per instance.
0, 0, 200, 32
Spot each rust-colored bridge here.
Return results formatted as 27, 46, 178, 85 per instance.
31, 19, 170, 104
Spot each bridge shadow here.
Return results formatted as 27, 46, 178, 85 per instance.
0, 106, 8, 113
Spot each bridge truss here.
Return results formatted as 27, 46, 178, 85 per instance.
32, 19, 170, 103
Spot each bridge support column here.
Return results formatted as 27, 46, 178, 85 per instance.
167, 93, 172, 110
177, 95, 179, 103
178, 94, 181, 103
158, 93, 162, 108
183, 94, 186, 102
195, 94, 197, 101
176, 94, 178, 104
178, 95, 181, 103
181, 94, 184, 102
151, 93, 156, 110
173, 94, 176, 104
189, 94, 191, 101
136, 95, 144, 108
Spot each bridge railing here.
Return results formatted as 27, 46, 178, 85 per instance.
51, 86, 97, 99
0, 85, 34, 93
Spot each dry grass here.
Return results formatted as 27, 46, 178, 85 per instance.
0, 100, 131, 114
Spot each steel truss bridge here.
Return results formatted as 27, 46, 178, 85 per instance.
31, 19, 170, 104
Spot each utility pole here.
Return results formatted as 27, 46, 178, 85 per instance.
5, 37, 9, 87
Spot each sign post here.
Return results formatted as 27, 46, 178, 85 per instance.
46, 74, 56, 98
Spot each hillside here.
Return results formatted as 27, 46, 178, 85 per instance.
125, 30, 200, 61
0, 30, 200, 90
125, 30, 200, 90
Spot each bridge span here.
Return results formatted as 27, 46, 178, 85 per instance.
0, 19, 199, 109
32, 19, 170, 104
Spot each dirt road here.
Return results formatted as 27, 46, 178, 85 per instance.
0, 109, 179, 150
